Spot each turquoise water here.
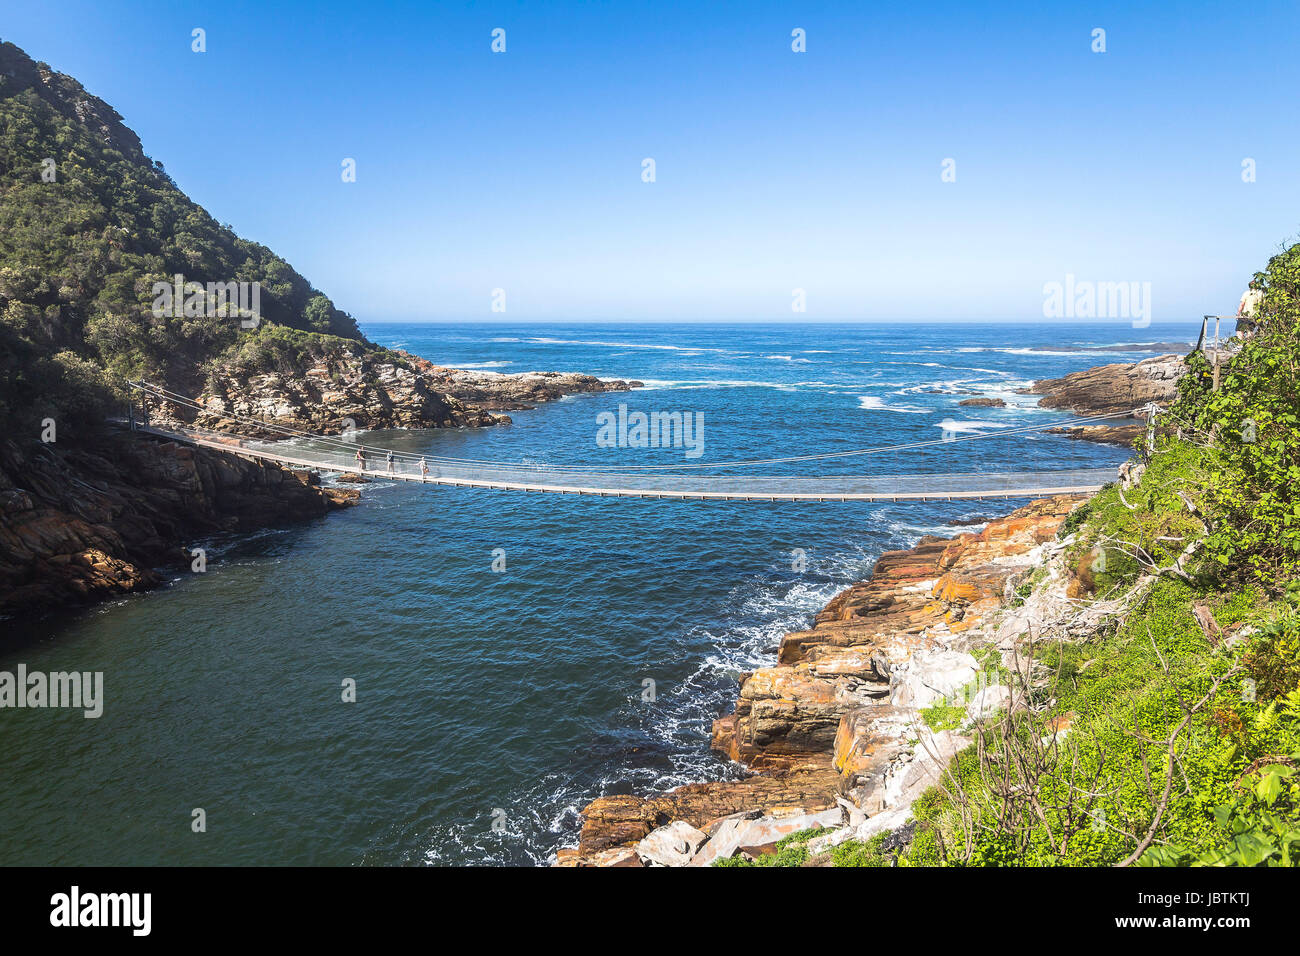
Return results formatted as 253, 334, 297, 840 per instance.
0, 322, 1195, 865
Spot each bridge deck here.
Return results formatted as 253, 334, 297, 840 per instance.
128, 422, 1116, 503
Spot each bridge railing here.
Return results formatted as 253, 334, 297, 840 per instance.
138, 421, 1118, 499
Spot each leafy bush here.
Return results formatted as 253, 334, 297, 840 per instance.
901, 509, 1293, 866
1170, 240, 1300, 585
1242, 602, 1300, 701
920, 702, 966, 732
831, 832, 894, 867
1064, 441, 1215, 594
1141, 690, 1300, 866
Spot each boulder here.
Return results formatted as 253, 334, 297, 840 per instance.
590, 847, 643, 867
635, 821, 708, 867
689, 807, 843, 866
890, 649, 979, 709
711, 667, 873, 768
808, 805, 914, 854
884, 730, 972, 809
575, 767, 841, 858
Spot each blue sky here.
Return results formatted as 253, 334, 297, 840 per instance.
4, 1, 1299, 322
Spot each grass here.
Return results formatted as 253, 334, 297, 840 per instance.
899, 438, 1298, 866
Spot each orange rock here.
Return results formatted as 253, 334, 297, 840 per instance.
561, 494, 1088, 865
573, 767, 841, 859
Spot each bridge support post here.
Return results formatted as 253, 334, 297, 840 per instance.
1143, 402, 1158, 461
1211, 316, 1222, 392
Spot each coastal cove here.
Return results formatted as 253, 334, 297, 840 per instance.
0, 321, 1190, 865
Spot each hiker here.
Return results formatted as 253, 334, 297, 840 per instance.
419, 457, 429, 480
355, 448, 366, 472
386, 450, 395, 474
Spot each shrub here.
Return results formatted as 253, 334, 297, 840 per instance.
1170, 240, 1300, 585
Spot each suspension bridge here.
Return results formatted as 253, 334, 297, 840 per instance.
123, 381, 1139, 503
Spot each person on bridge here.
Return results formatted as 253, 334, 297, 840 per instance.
355, 448, 366, 472
419, 457, 429, 480
386, 450, 395, 474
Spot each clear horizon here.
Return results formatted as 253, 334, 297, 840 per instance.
358, 317, 1211, 326
5, 0, 1297, 323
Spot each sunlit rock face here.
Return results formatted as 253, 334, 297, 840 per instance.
1027, 353, 1185, 417
560, 495, 1084, 866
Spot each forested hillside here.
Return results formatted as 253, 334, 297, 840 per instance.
0, 39, 364, 436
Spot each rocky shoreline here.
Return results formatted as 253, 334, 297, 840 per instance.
5, 340, 1162, 860
551, 341, 1193, 866
1023, 353, 1184, 416
155, 344, 641, 438
4, 352, 640, 616
557, 494, 1085, 866
0, 431, 357, 614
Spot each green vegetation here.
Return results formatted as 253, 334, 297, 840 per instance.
0, 41, 367, 436
1171, 241, 1300, 585
920, 701, 967, 732
1143, 695, 1300, 866
710, 826, 903, 867
900, 579, 1299, 866
711, 827, 831, 867
892, 240, 1300, 867
831, 832, 896, 867
732, 239, 1300, 868
1063, 441, 1217, 594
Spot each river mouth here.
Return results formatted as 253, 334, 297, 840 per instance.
0, 320, 1177, 865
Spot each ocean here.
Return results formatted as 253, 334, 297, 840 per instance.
0, 321, 1197, 865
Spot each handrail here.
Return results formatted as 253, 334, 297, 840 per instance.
126, 420, 1117, 503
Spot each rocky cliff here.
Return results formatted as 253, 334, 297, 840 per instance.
0, 431, 357, 614
4, 343, 640, 614
148, 343, 640, 437
557, 494, 1084, 866
1026, 353, 1185, 416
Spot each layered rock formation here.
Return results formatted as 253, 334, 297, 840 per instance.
558, 494, 1084, 866
0, 432, 355, 614
398, 352, 642, 412
7, 344, 638, 614
1026, 353, 1184, 416
154, 345, 640, 438
7, 341, 637, 615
